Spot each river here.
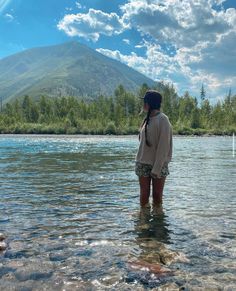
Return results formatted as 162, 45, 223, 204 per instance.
0, 135, 235, 290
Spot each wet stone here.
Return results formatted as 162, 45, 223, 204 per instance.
22, 280, 62, 291
0, 241, 7, 251
10, 240, 26, 251
0, 276, 19, 291
62, 281, 97, 291
159, 249, 181, 265
4, 250, 31, 259
49, 253, 68, 262
156, 282, 181, 290
116, 282, 146, 290
14, 262, 54, 282
1, 272, 16, 282
44, 243, 66, 252
6, 260, 25, 269
125, 271, 163, 289
1, 279, 42, 291
76, 249, 93, 257
0, 267, 16, 279
128, 260, 172, 275
0, 233, 6, 241
99, 273, 123, 287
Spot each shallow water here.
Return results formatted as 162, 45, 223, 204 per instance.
0, 135, 235, 290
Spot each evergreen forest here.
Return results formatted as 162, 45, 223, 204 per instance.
0, 83, 235, 135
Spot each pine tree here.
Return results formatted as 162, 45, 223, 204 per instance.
200, 84, 206, 101
226, 88, 232, 105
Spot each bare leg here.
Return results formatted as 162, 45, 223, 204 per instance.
152, 177, 166, 206
139, 176, 151, 207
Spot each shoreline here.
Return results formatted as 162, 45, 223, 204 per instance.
0, 133, 233, 138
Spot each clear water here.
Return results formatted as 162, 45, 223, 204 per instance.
0, 135, 235, 290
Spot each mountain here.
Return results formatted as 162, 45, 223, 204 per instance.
0, 41, 156, 102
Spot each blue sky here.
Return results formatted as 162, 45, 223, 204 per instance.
0, 0, 235, 101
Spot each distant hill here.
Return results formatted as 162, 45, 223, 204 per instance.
0, 41, 156, 102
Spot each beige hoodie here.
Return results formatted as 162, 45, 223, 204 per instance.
135, 112, 173, 178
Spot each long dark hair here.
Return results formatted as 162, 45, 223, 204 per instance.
139, 90, 162, 147
139, 108, 152, 146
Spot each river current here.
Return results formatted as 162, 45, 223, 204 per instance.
0, 135, 235, 290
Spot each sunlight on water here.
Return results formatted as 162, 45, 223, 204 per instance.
0, 135, 235, 290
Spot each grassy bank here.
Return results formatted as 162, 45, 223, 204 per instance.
1, 84, 235, 137
0, 122, 235, 136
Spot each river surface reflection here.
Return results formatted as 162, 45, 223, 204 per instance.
0, 135, 235, 290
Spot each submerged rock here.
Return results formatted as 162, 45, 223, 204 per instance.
128, 260, 173, 276
156, 282, 180, 290
14, 262, 53, 282
136, 240, 189, 267
0, 233, 6, 241
0, 241, 7, 251
159, 248, 189, 266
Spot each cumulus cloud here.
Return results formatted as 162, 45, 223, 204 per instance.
57, 8, 126, 41
58, 1, 235, 47
185, 32, 236, 76
58, 0, 236, 98
120, 0, 234, 48
97, 43, 177, 82
97, 36, 235, 100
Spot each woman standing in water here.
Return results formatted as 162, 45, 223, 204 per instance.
135, 90, 173, 207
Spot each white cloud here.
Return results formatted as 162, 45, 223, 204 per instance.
97, 48, 123, 61
97, 43, 177, 82
58, 0, 236, 99
65, 7, 73, 12
4, 12, 14, 22
75, 2, 82, 9
135, 44, 143, 49
123, 38, 130, 44
120, 0, 235, 98
186, 32, 236, 77
58, 1, 235, 47
120, 0, 234, 48
97, 37, 235, 101
57, 8, 126, 41
209, 0, 227, 5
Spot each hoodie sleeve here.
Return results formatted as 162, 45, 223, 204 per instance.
151, 117, 172, 178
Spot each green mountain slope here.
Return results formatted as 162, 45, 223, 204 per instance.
0, 41, 155, 102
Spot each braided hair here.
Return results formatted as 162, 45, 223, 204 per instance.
139, 90, 162, 147
139, 108, 152, 146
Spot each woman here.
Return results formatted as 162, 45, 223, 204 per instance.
135, 90, 173, 207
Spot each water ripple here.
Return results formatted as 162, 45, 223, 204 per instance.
0, 135, 235, 290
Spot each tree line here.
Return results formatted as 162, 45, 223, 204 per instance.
0, 83, 235, 135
